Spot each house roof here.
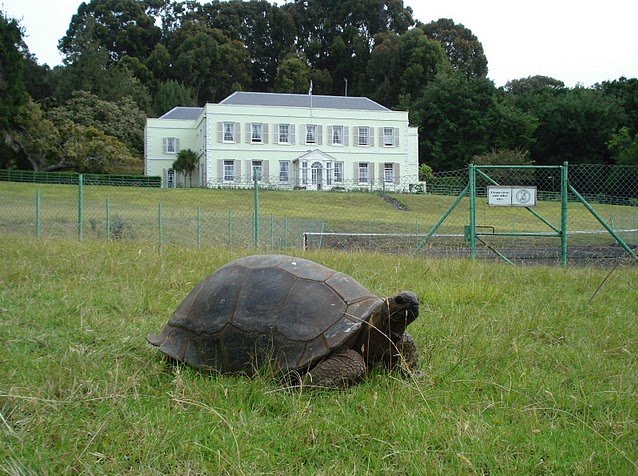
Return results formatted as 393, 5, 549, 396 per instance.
220, 91, 390, 112
159, 107, 203, 120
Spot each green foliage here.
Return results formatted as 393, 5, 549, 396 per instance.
0, 11, 27, 130
608, 127, 638, 165
48, 91, 146, 157
418, 163, 433, 181
1, 237, 637, 473
472, 148, 533, 165
419, 18, 488, 78
153, 80, 196, 116
273, 53, 312, 94
172, 148, 198, 187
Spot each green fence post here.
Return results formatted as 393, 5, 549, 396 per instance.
77, 174, 84, 241
158, 202, 163, 248
35, 188, 41, 238
560, 162, 568, 266
196, 206, 201, 249
105, 198, 110, 241
253, 171, 260, 247
468, 164, 477, 259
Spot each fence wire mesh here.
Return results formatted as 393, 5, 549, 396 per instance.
1, 165, 636, 266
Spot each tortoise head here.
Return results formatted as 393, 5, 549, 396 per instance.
377, 291, 419, 339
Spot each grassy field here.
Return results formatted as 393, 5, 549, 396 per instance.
2, 181, 637, 256
1, 237, 637, 474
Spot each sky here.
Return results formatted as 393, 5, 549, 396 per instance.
2, 0, 637, 88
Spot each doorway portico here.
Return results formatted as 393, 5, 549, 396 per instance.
293, 149, 338, 190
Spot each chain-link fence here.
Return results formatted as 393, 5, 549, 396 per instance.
1, 165, 636, 266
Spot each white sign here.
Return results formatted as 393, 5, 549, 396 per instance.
488, 186, 536, 207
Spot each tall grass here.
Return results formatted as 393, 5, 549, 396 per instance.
1, 237, 637, 474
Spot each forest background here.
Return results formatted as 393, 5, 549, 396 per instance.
1, 0, 637, 176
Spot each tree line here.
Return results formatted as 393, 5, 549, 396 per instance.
1, 0, 637, 174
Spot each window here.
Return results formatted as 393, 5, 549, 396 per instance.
384, 163, 394, 183
251, 123, 262, 143
279, 161, 289, 182
163, 137, 180, 154
358, 162, 369, 183
301, 161, 308, 185
251, 160, 263, 181
306, 124, 317, 144
358, 127, 369, 146
383, 128, 395, 146
223, 122, 235, 142
223, 160, 235, 182
334, 162, 343, 183
278, 124, 290, 143
332, 126, 344, 145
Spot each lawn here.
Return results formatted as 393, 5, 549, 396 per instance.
2, 181, 637, 256
1, 237, 637, 474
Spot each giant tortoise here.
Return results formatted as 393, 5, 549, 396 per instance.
146, 255, 419, 388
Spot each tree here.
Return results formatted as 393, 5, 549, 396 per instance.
367, 29, 449, 108
419, 18, 488, 79
4, 100, 63, 171
172, 149, 198, 186
0, 11, 27, 132
168, 22, 251, 104
59, 0, 162, 63
48, 91, 146, 157
273, 53, 312, 93
608, 127, 638, 165
153, 80, 195, 116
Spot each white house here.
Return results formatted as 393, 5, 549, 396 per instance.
144, 91, 419, 190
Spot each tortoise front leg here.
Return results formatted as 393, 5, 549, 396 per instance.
387, 332, 419, 374
303, 349, 367, 389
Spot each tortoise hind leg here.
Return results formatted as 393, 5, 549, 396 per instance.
303, 349, 367, 389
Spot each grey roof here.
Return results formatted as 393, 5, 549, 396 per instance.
159, 107, 203, 120
220, 91, 390, 112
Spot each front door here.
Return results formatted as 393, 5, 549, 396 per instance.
311, 161, 323, 190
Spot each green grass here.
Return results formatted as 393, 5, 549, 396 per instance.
1, 237, 637, 474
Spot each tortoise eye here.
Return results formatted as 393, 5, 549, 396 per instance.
395, 295, 405, 305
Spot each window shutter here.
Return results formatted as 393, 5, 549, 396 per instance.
343, 127, 349, 146
235, 160, 241, 183
353, 162, 359, 182
300, 125, 307, 144
378, 163, 384, 182
273, 124, 279, 144
290, 124, 296, 144
217, 159, 224, 181
263, 123, 268, 144
327, 126, 332, 145
317, 125, 323, 145
234, 123, 241, 143
369, 163, 374, 183
262, 160, 269, 183
245, 160, 252, 181
175, 138, 180, 153
394, 163, 400, 184
217, 122, 223, 143
162, 138, 168, 153
368, 127, 374, 147
245, 123, 252, 143
378, 127, 384, 147
353, 127, 358, 145
394, 128, 400, 147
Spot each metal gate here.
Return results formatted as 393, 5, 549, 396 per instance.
417, 162, 638, 265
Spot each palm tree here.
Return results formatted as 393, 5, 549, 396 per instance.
172, 149, 198, 187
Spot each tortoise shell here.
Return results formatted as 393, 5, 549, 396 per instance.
146, 255, 383, 374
